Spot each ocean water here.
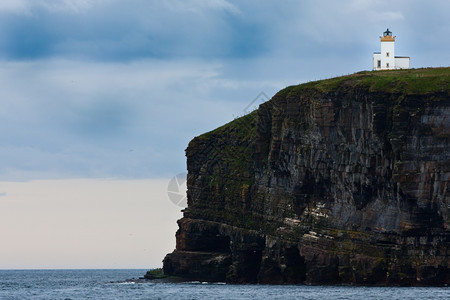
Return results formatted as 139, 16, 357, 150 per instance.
0, 269, 448, 300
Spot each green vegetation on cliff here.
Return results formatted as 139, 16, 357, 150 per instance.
185, 111, 259, 228
197, 68, 449, 143
288, 67, 449, 96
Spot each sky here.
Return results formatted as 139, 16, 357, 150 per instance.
0, 0, 449, 269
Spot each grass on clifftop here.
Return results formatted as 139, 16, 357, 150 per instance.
289, 67, 450, 95
194, 110, 258, 142
196, 68, 449, 142
196, 68, 449, 144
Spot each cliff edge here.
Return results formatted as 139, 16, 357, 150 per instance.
163, 68, 450, 285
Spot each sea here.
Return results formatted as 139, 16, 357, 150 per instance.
0, 269, 448, 300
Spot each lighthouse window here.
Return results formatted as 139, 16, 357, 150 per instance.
377, 60, 381, 68
386, 52, 390, 57
386, 63, 390, 68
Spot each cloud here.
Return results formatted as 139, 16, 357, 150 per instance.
273, 1, 406, 46
0, 0, 448, 181
0, 0, 263, 61
0, 0, 97, 15
377, 11, 405, 22
0, 58, 289, 180
167, 0, 241, 15
0, 0, 29, 15
1, 0, 448, 62
35, 0, 97, 14
0, 192, 6, 197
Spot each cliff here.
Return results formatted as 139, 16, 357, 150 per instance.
163, 68, 450, 285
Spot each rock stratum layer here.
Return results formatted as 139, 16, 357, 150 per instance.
163, 68, 450, 285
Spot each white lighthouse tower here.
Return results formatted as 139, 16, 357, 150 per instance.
373, 29, 410, 70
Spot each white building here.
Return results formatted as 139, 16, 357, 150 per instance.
373, 29, 410, 70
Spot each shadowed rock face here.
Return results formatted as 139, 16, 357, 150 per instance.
163, 68, 450, 285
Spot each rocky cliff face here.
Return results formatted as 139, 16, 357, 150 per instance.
163, 68, 450, 285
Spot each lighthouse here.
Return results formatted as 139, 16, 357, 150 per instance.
373, 29, 410, 70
